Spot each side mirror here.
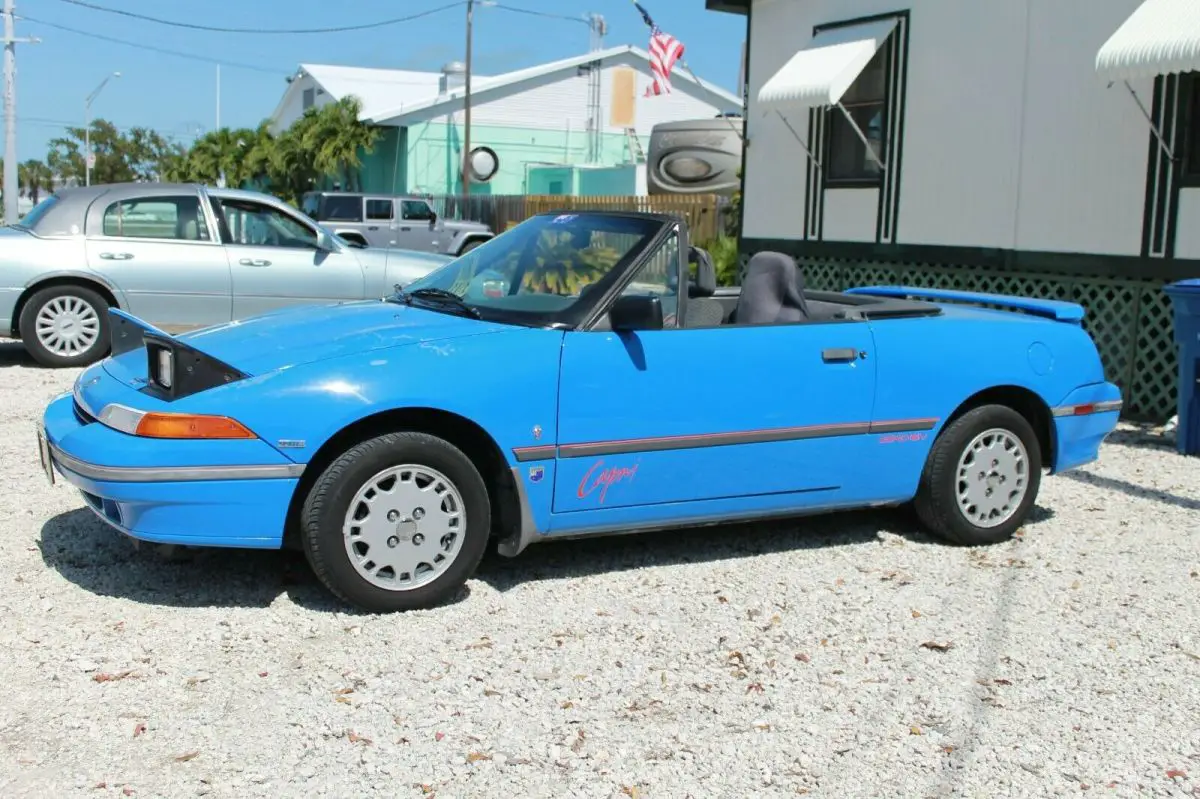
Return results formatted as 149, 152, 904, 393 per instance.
315, 230, 337, 251
428, 211, 438, 229
609, 294, 664, 332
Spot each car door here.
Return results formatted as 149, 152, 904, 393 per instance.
83, 190, 232, 331
396, 199, 441, 251
550, 230, 878, 522
208, 195, 367, 318
363, 197, 398, 248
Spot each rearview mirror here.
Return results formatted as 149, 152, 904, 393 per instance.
609, 294, 663, 331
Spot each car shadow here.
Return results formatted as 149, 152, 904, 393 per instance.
0, 340, 36, 367
1103, 423, 1178, 452
39, 503, 1053, 614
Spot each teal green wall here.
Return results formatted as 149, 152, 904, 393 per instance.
577, 165, 637, 195
358, 127, 404, 194
397, 121, 634, 196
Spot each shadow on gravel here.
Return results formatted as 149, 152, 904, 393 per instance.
476, 505, 974, 593
0, 340, 37, 367
40, 502, 1055, 613
1060, 469, 1200, 511
33, 508, 468, 614
1103, 424, 1177, 452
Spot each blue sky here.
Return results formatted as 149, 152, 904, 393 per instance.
10, 0, 746, 162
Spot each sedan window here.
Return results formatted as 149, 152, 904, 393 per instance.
215, 199, 320, 249
101, 196, 211, 241
401, 200, 435, 221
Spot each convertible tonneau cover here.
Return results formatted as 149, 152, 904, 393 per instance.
845, 286, 1085, 322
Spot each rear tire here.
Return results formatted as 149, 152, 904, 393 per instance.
457, 239, 485, 255
299, 432, 492, 612
18, 284, 111, 368
913, 404, 1042, 546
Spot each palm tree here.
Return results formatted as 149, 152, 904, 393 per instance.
19, 159, 53, 204
305, 96, 380, 191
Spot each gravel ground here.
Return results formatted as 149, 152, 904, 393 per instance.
0, 339, 1198, 799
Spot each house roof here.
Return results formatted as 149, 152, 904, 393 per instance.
269, 63, 489, 125
368, 45, 741, 123
273, 46, 741, 128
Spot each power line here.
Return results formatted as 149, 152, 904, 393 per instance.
20, 15, 286, 73
490, 4, 589, 25
45, 0, 466, 34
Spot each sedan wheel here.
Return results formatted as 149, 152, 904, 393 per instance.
913, 404, 1042, 546
300, 431, 492, 612
18, 285, 111, 367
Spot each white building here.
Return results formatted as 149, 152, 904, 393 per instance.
707, 0, 1200, 421
269, 47, 741, 196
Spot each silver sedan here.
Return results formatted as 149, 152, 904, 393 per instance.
0, 182, 454, 367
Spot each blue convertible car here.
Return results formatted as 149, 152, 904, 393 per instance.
38, 210, 1122, 612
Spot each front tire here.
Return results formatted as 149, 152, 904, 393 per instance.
913, 404, 1042, 546
299, 432, 492, 612
457, 239, 485, 255
18, 284, 111, 367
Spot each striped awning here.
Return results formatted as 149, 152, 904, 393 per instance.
757, 18, 897, 110
1096, 0, 1200, 82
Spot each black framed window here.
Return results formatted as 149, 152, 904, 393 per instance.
825, 40, 891, 186
1184, 72, 1200, 181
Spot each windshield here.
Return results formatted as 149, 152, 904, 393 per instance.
398, 212, 666, 326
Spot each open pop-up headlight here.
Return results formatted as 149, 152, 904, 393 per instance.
142, 334, 248, 401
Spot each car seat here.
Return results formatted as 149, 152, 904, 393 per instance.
733, 251, 811, 324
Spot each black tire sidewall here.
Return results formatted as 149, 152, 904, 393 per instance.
920, 405, 1043, 545
301, 432, 492, 612
18, 285, 112, 367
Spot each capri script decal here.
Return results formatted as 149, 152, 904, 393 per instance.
576, 459, 639, 503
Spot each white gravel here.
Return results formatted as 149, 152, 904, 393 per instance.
1, 338, 1198, 798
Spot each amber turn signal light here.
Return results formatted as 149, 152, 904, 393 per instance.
133, 412, 255, 439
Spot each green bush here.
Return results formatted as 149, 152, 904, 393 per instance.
696, 235, 741, 286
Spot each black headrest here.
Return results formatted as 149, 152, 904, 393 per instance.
688, 246, 717, 297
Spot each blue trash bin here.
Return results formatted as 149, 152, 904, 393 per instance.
1164, 278, 1200, 456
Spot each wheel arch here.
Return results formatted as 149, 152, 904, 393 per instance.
11, 275, 121, 337
454, 232, 493, 254
281, 406, 520, 550
940, 384, 1055, 469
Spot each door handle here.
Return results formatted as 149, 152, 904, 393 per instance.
98, 252, 133, 260
822, 347, 859, 363
239, 258, 271, 267
367, 226, 379, 230
399, 226, 411, 231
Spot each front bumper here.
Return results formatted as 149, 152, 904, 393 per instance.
1049, 381, 1124, 473
40, 391, 301, 549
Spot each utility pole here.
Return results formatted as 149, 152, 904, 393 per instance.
461, 0, 473, 211
2, 0, 39, 223
84, 71, 120, 187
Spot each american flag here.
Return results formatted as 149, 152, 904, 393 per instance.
634, 1, 684, 97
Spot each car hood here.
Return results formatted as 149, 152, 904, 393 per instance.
108, 300, 511, 380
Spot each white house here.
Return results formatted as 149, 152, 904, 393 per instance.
708, 0, 1200, 421
269, 47, 741, 196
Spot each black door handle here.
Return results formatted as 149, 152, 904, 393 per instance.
368, 226, 379, 230
822, 347, 859, 363
400, 226, 411, 231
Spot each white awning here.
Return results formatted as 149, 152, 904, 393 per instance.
757, 18, 897, 111
1096, 0, 1200, 82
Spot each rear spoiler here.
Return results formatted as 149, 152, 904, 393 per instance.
844, 285, 1085, 322
108, 308, 248, 400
